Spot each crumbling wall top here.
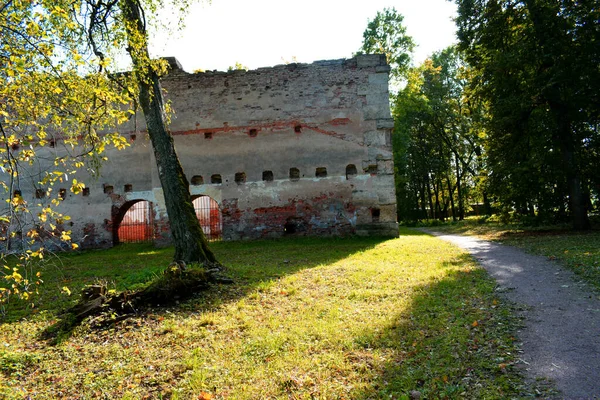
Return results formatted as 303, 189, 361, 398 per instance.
162, 54, 388, 77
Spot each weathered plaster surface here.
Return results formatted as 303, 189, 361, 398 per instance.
8, 54, 397, 247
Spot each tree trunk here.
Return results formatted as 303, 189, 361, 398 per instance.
446, 175, 457, 221
455, 153, 465, 220
433, 183, 440, 220
552, 103, 590, 230
121, 0, 218, 263
426, 175, 435, 220
420, 184, 427, 220
561, 144, 590, 230
482, 191, 492, 215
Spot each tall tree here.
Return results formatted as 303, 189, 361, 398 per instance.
357, 7, 415, 84
120, 0, 217, 264
455, 0, 599, 229
1, 0, 217, 305
393, 49, 485, 222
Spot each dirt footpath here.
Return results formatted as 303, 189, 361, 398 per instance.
426, 231, 600, 399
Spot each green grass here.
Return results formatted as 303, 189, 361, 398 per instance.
430, 218, 600, 291
0, 231, 530, 399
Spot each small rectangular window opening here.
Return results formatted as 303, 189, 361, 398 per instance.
262, 171, 274, 182
248, 129, 258, 137
367, 165, 378, 175
204, 132, 213, 139
49, 139, 56, 148
82, 187, 90, 196
124, 184, 133, 192
59, 188, 67, 200
289, 168, 300, 182
191, 175, 204, 185
371, 208, 381, 223
35, 188, 45, 199
211, 174, 222, 184
316, 167, 327, 178
235, 172, 246, 184
294, 125, 302, 133
346, 164, 358, 179
13, 190, 22, 198
130, 134, 137, 142
103, 184, 114, 194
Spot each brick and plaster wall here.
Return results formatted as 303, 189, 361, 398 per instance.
6, 54, 397, 248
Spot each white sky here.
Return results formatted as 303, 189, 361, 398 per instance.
150, 0, 458, 73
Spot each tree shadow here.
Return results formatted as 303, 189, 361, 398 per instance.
9, 235, 392, 341
145, 235, 397, 318
347, 253, 531, 399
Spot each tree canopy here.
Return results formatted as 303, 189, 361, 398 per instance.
357, 7, 415, 84
455, 0, 600, 229
1, 0, 216, 307
393, 47, 486, 222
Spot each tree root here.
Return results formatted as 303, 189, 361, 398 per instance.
41, 262, 233, 342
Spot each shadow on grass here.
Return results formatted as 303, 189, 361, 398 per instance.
4, 236, 392, 339
347, 253, 527, 399
161, 235, 395, 316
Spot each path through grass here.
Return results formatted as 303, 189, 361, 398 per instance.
1, 229, 526, 399
431, 220, 600, 291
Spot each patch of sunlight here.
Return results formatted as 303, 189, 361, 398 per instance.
137, 250, 160, 256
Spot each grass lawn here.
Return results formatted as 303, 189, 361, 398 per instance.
1, 229, 528, 399
429, 219, 600, 291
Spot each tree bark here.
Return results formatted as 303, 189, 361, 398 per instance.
559, 137, 590, 230
426, 175, 434, 220
446, 175, 457, 221
454, 153, 465, 220
121, 0, 218, 263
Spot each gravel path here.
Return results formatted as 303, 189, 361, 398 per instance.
425, 231, 600, 399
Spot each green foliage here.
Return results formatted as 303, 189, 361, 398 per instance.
357, 7, 415, 83
393, 47, 487, 223
455, 0, 600, 230
1, 0, 214, 305
0, 0, 143, 304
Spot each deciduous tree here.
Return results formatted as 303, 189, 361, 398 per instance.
357, 7, 415, 85
393, 48, 485, 222
455, 0, 599, 229
0, 0, 217, 308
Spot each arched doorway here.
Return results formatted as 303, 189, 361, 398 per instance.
114, 200, 154, 244
192, 195, 222, 241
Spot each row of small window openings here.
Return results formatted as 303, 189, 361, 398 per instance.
13, 137, 136, 150
16, 164, 369, 198
14, 188, 74, 200
18, 185, 114, 199
191, 164, 363, 185
103, 184, 132, 194
203, 125, 303, 140
14, 187, 381, 222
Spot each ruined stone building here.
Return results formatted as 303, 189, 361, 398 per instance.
7, 54, 398, 248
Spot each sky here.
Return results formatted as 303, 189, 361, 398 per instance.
149, 0, 458, 73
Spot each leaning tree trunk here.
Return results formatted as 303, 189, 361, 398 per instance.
121, 0, 217, 263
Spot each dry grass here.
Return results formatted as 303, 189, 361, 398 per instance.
1, 230, 526, 399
